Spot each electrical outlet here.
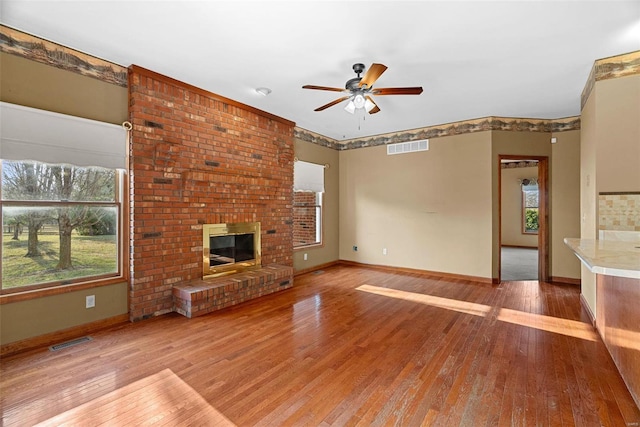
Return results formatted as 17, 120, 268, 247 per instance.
303, 253, 308, 261
353, 245, 358, 251
383, 248, 387, 255
86, 295, 95, 308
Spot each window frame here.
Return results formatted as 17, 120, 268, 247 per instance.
1, 163, 128, 298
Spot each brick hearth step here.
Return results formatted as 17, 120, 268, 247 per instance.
172, 264, 294, 318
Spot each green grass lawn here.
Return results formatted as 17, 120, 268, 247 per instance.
2, 232, 118, 289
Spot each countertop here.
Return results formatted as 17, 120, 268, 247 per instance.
564, 238, 640, 280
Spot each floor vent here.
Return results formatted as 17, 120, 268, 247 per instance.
312, 270, 325, 275
49, 336, 92, 352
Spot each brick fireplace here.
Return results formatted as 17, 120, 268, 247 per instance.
128, 65, 294, 321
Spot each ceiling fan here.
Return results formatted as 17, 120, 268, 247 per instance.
302, 63, 423, 115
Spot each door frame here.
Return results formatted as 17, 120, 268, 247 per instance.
498, 155, 549, 282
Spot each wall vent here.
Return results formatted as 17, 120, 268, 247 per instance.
387, 139, 429, 155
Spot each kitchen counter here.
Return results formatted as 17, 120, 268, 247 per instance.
565, 237, 640, 408
564, 238, 640, 279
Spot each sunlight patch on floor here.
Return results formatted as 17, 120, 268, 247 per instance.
357, 284, 491, 317
496, 307, 598, 341
357, 284, 598, 342
35, 368, 235, 426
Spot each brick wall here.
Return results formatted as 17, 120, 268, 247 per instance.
128, 66, 294, 321
293, 192, 318, 246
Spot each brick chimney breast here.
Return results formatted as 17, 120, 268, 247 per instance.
128, 66, 294, 322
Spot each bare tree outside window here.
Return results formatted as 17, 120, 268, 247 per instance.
50, 164, 116, 269
1, 160, 122, 292
2, 162, 55, 256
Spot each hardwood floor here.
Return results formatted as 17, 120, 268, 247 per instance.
1, 265, 639, 426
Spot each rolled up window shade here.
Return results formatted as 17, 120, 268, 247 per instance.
294, 160, 325, 193
0, 102, 127, 169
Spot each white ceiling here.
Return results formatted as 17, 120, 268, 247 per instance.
2, 1, 639, 141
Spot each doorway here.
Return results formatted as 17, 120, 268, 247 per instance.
501, 246, 538, 281
498, 156, 549, 282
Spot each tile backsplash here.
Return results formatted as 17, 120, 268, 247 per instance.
599, 192, 640, 231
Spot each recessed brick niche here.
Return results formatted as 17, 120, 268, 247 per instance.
128, 65, 294, 321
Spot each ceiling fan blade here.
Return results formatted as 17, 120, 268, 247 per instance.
359, 63, 388, 89
365, 96, 380, 114
314, 96, 351, 111
372, 87, 424, 95
302, 85, 346, 92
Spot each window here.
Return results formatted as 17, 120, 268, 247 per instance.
293, 191, 322, 247
1, 161, 124, 293
522, 182, 539, 234
0, 102, 127, 294
293, 160, 325, 248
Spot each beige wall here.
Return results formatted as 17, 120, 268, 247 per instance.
0, 283, 128, 345
501, 166, 539, 247
293, 138, 340, 271
581, 93, 598, 313
339, 132, 494, 279
551, 130, 581, 281
338, 129, 580, 282
0, 52, 128, 124
0, 51, 129, 346
595, 75, 640, 193
580, 73, 640, 316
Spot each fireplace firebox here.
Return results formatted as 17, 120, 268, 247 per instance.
203, 222, 261, 278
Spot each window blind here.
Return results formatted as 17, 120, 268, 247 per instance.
0, 102, 127, 169
294, 160, 325, 193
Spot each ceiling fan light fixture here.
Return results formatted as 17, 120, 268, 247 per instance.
344, 100, 356, 114
364, 98, 376, 113
353, 93, 366, 109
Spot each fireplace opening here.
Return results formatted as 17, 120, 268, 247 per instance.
203, 222, 261, 278
209, 234, 254, 266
